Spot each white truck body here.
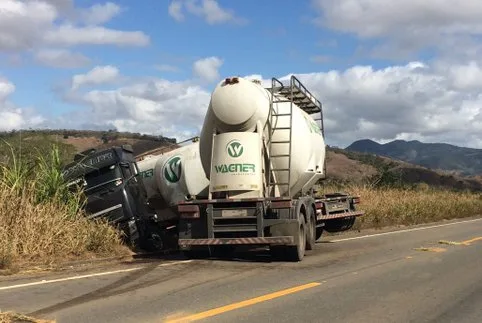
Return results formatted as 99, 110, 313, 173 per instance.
199, 76, 326, 198
137, 141, 209, 221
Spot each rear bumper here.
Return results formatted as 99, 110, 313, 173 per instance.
178, 236, 294, 248
316, 210, 364, 220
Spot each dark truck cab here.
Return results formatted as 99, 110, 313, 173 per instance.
62, 145, 164, 250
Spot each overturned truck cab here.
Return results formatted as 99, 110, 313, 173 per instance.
62, 145, 171, 251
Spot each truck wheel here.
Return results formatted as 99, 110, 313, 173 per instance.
210, 245, 235, 259
286, 220, 306, 262
316, 227, 323, 241
183, 247, 210, 259
305, 214, 316, 251
324, 216, 356, 233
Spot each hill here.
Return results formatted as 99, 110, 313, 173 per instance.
346, 139, 482, 176
0, 129, 178, 165
326, 146, 482, 192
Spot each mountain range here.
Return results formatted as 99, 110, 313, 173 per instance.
346, 139, 482, 176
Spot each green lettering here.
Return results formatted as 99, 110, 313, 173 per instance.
214, 163, 256, 174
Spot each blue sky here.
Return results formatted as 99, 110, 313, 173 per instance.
1, 0, 482, 148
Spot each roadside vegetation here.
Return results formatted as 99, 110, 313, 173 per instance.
0, 311, 54, 323
318, 183, 482, 230
0, 140, 129, 274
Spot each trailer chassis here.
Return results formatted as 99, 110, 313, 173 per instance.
177, 193, 363, 261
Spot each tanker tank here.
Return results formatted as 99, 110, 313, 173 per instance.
137, 141, 209, 222
199, 76, 326, 198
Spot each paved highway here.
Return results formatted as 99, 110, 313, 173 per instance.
1, 217, 482, 323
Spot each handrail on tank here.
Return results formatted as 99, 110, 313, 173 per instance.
135, 135, 200, 161
266, 75, 322, 115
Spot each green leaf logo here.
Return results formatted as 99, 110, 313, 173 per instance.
227, 140, 244, 158
163, 156, 182, 183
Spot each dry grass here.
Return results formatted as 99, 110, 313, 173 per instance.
0, 181, 129, 272
319, 183, 482, 230
0, 143, 130, 273
0, 312, 55, 323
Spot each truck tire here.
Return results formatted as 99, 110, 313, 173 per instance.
324, 216, 356, 233
285, 220, 306, 261
316, 227, 323, 241
210, 245, 235, 259
305, 213, 316, 251
183, 247, 210, 259
270, 219, 307, 262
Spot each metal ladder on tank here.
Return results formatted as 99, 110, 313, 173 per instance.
265, 75, 324, 198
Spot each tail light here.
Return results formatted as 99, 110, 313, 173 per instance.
178, 204, 200, 219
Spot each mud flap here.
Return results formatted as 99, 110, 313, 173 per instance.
269, 220, 299, 246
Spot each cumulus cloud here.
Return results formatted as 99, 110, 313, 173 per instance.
78, 2, 123, 25
272, 61, 482, 148
71, 65, 121, 90
311, 0, 482, 60
168, 1, 184, 22
169, 0, 247, 25
54, 78, 211, 140
35, 49, 91, 68
0, 0, 149, 61
0, 77, 45, 131
192, 56, 224, 83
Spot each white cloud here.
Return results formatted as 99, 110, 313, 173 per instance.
35, 49, 91, 68
169, 0, 247, 25
57, 78, 211, 139
192, 56, 224, 83
168, 1, 184, 22
0, 0, 149, 62
79, 2, 123, 25
71, 65, 120, 90
311, 0, 482, 60
43, 25, 149, 47
0, 77, 45, 131
0, 0, 57, 51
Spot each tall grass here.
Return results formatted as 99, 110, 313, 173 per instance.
0, 142, 129, 272
318, 183, 482, 230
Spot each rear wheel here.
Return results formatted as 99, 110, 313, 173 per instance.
316, 227, 323, 241
306, 213, 316, 250
285, 216, 306, 262
182, 247, 210, 259
324, 216, 356, 233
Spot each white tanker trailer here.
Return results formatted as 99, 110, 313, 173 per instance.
177, 75, 364, 261
136, 140, 209, 225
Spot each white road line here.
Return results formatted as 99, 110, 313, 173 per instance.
330, 217, 482, 242
0, 260, 193, 291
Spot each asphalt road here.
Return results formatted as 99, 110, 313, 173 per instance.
1, 217, 482, 323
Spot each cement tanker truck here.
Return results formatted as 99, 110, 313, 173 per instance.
177, 75, 364, 261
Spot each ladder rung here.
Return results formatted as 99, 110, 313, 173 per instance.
273, 127, 291, 130
271, 154, 290, 157
272, 168, 290, 171
272, 113, 291, 116
271, 140, 290, 143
